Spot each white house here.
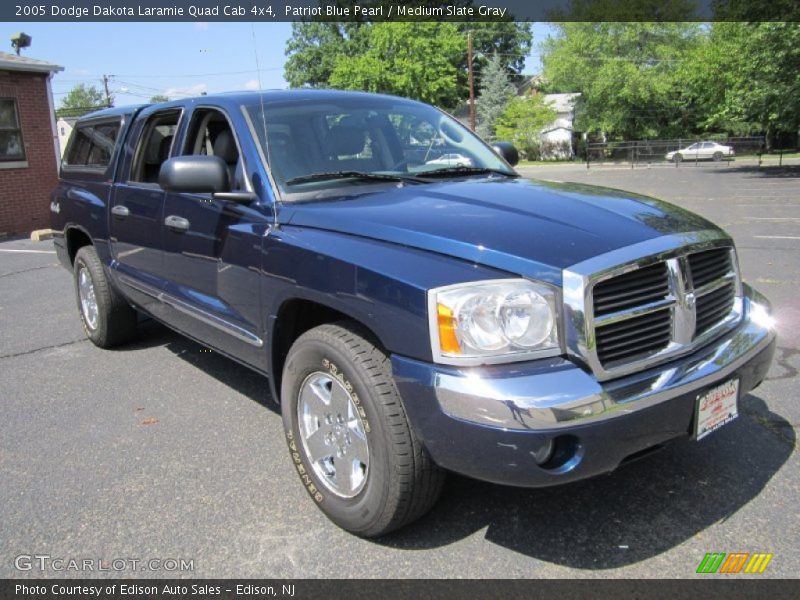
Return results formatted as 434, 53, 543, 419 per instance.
541, 93, 581, 159
56, 116, 77, 157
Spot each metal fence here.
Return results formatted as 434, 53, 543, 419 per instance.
585, 137, 766, 167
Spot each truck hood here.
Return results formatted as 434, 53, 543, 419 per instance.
279, 177, 715, 284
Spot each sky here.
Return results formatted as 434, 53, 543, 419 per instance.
9, 21, 554, 108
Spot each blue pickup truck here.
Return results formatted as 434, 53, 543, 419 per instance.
51, 90, 776, 536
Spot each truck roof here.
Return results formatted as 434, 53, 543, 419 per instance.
75, 104, 149, 121
79, 89, 424, 122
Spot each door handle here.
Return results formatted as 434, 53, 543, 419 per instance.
111, 205, 130, 218
164, 215, 190, 232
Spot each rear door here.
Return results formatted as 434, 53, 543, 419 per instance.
699, 142, 714, 159
109, 107, 182, 314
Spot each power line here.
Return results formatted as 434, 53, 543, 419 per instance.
112, 67, 282, 78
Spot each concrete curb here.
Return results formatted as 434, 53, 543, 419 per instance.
30, 229, 55, 242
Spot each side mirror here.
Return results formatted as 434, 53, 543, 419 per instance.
159, 155, 229, 194
492, 141, 519, 167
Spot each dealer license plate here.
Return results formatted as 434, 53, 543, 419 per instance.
695, 379, 739, 440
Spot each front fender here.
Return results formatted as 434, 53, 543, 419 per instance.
261, 225, 511, 363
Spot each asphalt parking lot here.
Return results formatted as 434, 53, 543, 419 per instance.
1, 162, 798, 579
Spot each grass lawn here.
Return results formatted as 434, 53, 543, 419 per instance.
758, 152, 800, 160
517, 153, 800, 167
517, 160, 583, 167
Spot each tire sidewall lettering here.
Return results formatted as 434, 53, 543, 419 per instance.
283, 353, 373, 506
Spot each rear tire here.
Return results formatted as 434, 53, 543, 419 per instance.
281, 322, 445, 536
73, 246, 137, 348
713, 151, 723, 161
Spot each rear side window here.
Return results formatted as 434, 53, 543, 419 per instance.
63, 120, 120, 170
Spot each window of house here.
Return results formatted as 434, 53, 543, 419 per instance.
0, 98, 25, 162
64, 119, 121, 170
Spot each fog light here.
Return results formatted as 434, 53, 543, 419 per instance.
531, 439, 554, 465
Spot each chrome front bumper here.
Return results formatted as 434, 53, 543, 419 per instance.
430, 288, 774, 432
392, 285, 776, 487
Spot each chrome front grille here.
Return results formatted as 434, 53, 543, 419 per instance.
593, 262, 670, 316
595, 307, 673, 365
688, 247, 732, 288
563, 234, 743, 382
695, 281, 736, 336
688, 248, 736, 337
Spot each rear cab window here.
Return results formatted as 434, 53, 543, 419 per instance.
62, 118, 122, 175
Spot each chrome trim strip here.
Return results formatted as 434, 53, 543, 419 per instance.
118, 274, 264, 348
593, 297, 675, 327
433, 292, 774, 431
669, 256, 694, 344
694, 272, 736, 298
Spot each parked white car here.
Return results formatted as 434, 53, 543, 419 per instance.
666, 141, 734, 163
425, 153, 473, 167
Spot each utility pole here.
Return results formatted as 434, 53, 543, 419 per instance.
102, 74, 114, 107
467, 32, 476, 132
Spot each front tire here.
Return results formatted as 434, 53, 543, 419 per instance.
281, 322, 444, 536
73, 246, 137, 348
672, 153, 683, 163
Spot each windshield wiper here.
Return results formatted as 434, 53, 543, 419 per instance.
417, 166, 518, 179
285, 171, 426, 186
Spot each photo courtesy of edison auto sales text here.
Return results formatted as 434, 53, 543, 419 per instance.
14, 584, 296, 597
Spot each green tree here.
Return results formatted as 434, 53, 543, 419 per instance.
541, 22, 703, 139
57, 84, 107, 118
149, 94, 169, 103
687, 22, 800, 146
327, 23, 465, 109
459, 22, 533, 87
284, 22, 363, 89
494, 94, 557, 158
476, 53, 516, 140
283, 8, 532, 107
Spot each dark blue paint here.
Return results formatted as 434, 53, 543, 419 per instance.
280, 177, 713, 286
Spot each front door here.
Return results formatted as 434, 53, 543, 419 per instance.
160, 107, 270, 369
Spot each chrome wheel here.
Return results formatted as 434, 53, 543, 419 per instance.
297, 371, 369, 498
77, 266, 98, 330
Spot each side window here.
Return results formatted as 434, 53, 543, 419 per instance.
87, 123, 118, 167
65, 127, 93, 166
130, 111, 180, 184
0, 98, 25, 162
182, 109, 245, 191
64, 120, 121, 169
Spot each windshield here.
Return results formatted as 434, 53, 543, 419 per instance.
243, 94, 516, 197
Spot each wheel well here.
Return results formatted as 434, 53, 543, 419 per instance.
66, 228, 92, 265
271, 299, 382, 400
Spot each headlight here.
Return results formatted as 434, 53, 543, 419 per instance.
428, 279, 560, 365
